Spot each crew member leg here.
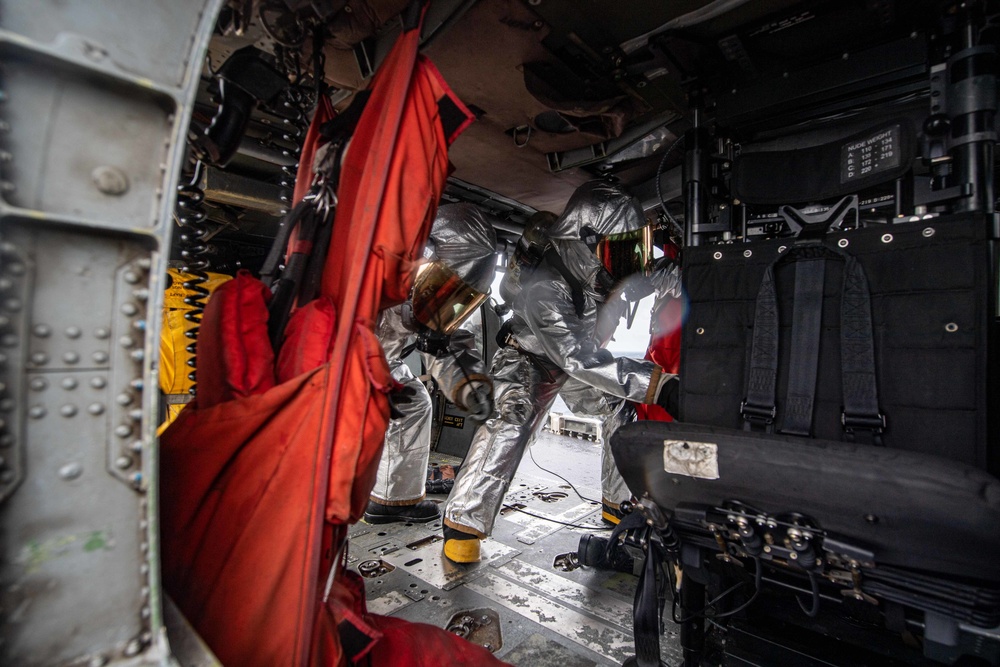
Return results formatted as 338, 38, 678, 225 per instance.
443, 347, 564, 561
600, 400, 636, 524
366, 363, 439, 523
560, 380, 635, 524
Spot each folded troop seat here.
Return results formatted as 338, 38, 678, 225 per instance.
610, 119, 1000, 667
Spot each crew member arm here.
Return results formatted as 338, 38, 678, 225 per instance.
522, 279, 668, 405
422, 327, 492, 410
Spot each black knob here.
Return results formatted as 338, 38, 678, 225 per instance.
924, 113, 950, 136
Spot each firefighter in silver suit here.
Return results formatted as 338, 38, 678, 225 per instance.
364, 203, 498, 524
442, 180, 680, 563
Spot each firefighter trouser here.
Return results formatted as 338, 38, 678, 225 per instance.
443, 346, 631, 537
370, 362, 434, 505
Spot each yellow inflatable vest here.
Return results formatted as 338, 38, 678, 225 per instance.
159, 267, 232, 429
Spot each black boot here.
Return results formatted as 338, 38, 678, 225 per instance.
364, 499, 440, 524
601, 501, 624, 526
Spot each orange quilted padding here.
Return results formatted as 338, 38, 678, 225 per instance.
194, 270, 276, 409
160, 6, 482, 665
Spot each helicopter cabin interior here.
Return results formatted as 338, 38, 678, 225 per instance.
0, 1, 998, 666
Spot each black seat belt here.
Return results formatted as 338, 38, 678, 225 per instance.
607, 511, 669, 667
742, 244, 885, 443
840, 254, 885, 444
782, 252, 826, 436
741, 262, 779, 432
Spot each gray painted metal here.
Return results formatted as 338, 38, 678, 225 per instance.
0, 239, 31, 503
0, 1, 223, 664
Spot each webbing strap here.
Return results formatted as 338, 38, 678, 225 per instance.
742, 265, 779, 432
632, 527, 664, 667
840, 255, 885, 443
611, 511, 666, 667
742, 243, 885, 442
781, 258, 826, 436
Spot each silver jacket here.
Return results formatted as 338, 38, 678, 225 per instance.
371, 203, 497, 505
371, 307, 492, 505
444, 183, 674, 537
508, 263, 660, 404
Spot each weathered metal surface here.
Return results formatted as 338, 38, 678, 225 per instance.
467, 570, 636, 663
0, 0, 223, 664
1, 0, 213, 88
501, 633, 600, 667
492, 559, 634, 630
445, 608, 503, 653
0, 239, 30, 502
1, 53, 175, 230
514, 501, 599, 545
379, 529, 520, 592
366, 589, 416, 616
0, 225, 150, 665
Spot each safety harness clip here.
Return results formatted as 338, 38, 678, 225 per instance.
740, 400, 776, 426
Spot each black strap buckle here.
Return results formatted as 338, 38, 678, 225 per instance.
841, 411, 886, 434
741, 400, 776, 426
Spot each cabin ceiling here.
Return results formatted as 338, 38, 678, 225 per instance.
204, 0, 945, 220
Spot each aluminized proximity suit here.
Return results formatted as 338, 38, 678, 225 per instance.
370, 203, 497, 507
370, 306, 490, 504
443, 181, 678, 540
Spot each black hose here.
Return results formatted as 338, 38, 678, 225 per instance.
797, 571, 822, 618
654, 135, 685, 238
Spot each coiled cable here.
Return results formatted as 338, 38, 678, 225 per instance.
174, 160, 211, 394
278, 88, 308, 205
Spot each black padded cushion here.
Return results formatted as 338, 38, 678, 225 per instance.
611, 421, 1000, 583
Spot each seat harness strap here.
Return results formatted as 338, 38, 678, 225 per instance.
742, 243, 884, 443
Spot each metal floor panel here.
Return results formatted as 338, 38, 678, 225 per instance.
349, 430, 684, 666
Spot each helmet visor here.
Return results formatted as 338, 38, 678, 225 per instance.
410, 261, 489, 334
596, 224, 654, 282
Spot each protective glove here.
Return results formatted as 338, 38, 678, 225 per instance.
649, 257, 682, 300
458, 381, 493, 421
388, 383, 417, 420
654, 374, 679, 417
